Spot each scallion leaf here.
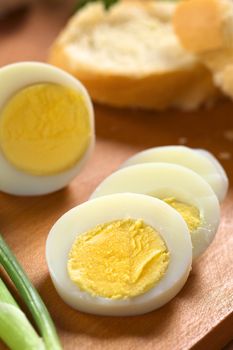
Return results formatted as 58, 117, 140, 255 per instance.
74, 0, 179, 12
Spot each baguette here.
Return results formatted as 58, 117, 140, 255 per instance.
49, 0, 218, 110
174, 0, 233, 99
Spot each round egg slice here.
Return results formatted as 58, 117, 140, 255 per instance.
46, 193, 192, 316
0, 62, 95, 196
121, 145, 228, 202
90, 163, 220, 259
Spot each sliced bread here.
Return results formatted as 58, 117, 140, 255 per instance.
49, 0, 218, 110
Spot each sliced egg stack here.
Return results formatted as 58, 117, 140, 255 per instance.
0, 62, 95, 195
47, 145, 228, 316
1, 62, 227, 316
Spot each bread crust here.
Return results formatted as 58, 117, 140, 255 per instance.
49, 0, 218, 110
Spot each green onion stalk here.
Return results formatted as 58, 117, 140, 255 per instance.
0, 283, 45, 350
0, 234, 62, 350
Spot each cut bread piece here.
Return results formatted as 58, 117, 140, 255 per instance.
48, 0, 218, 110
174, 0, 233, 99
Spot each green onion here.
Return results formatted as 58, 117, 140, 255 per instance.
0, 278, 45, 350
0, 302, 45, 350
0, 234, 62, 350
0, 277, 18, 307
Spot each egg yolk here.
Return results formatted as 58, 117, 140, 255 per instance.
0, 84, 91, 175
163, 197, 201, 232
68, 219, 170, 299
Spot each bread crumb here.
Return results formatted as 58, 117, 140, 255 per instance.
178, 137, 187, 145
224, 130, 233, 141
218, 151, 231, 160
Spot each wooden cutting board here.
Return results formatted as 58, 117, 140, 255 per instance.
0, 1, 232, 349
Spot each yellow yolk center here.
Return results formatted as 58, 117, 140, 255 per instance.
0, 83, 91, 175
68, 219, 170, 299
163, 197, 201, 232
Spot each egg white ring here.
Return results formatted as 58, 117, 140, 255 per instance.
90, 163, 220, 259
120, 145, 228, 202
46, 193, 192, 316
0, 62, 95, 196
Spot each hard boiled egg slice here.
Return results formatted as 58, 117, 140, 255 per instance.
46, 193, 192, 316
90, 163, 220, 259
0, 62, 94, 196
121, 145, 228, 202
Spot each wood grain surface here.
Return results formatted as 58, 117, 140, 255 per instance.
0, 1, 233, 349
